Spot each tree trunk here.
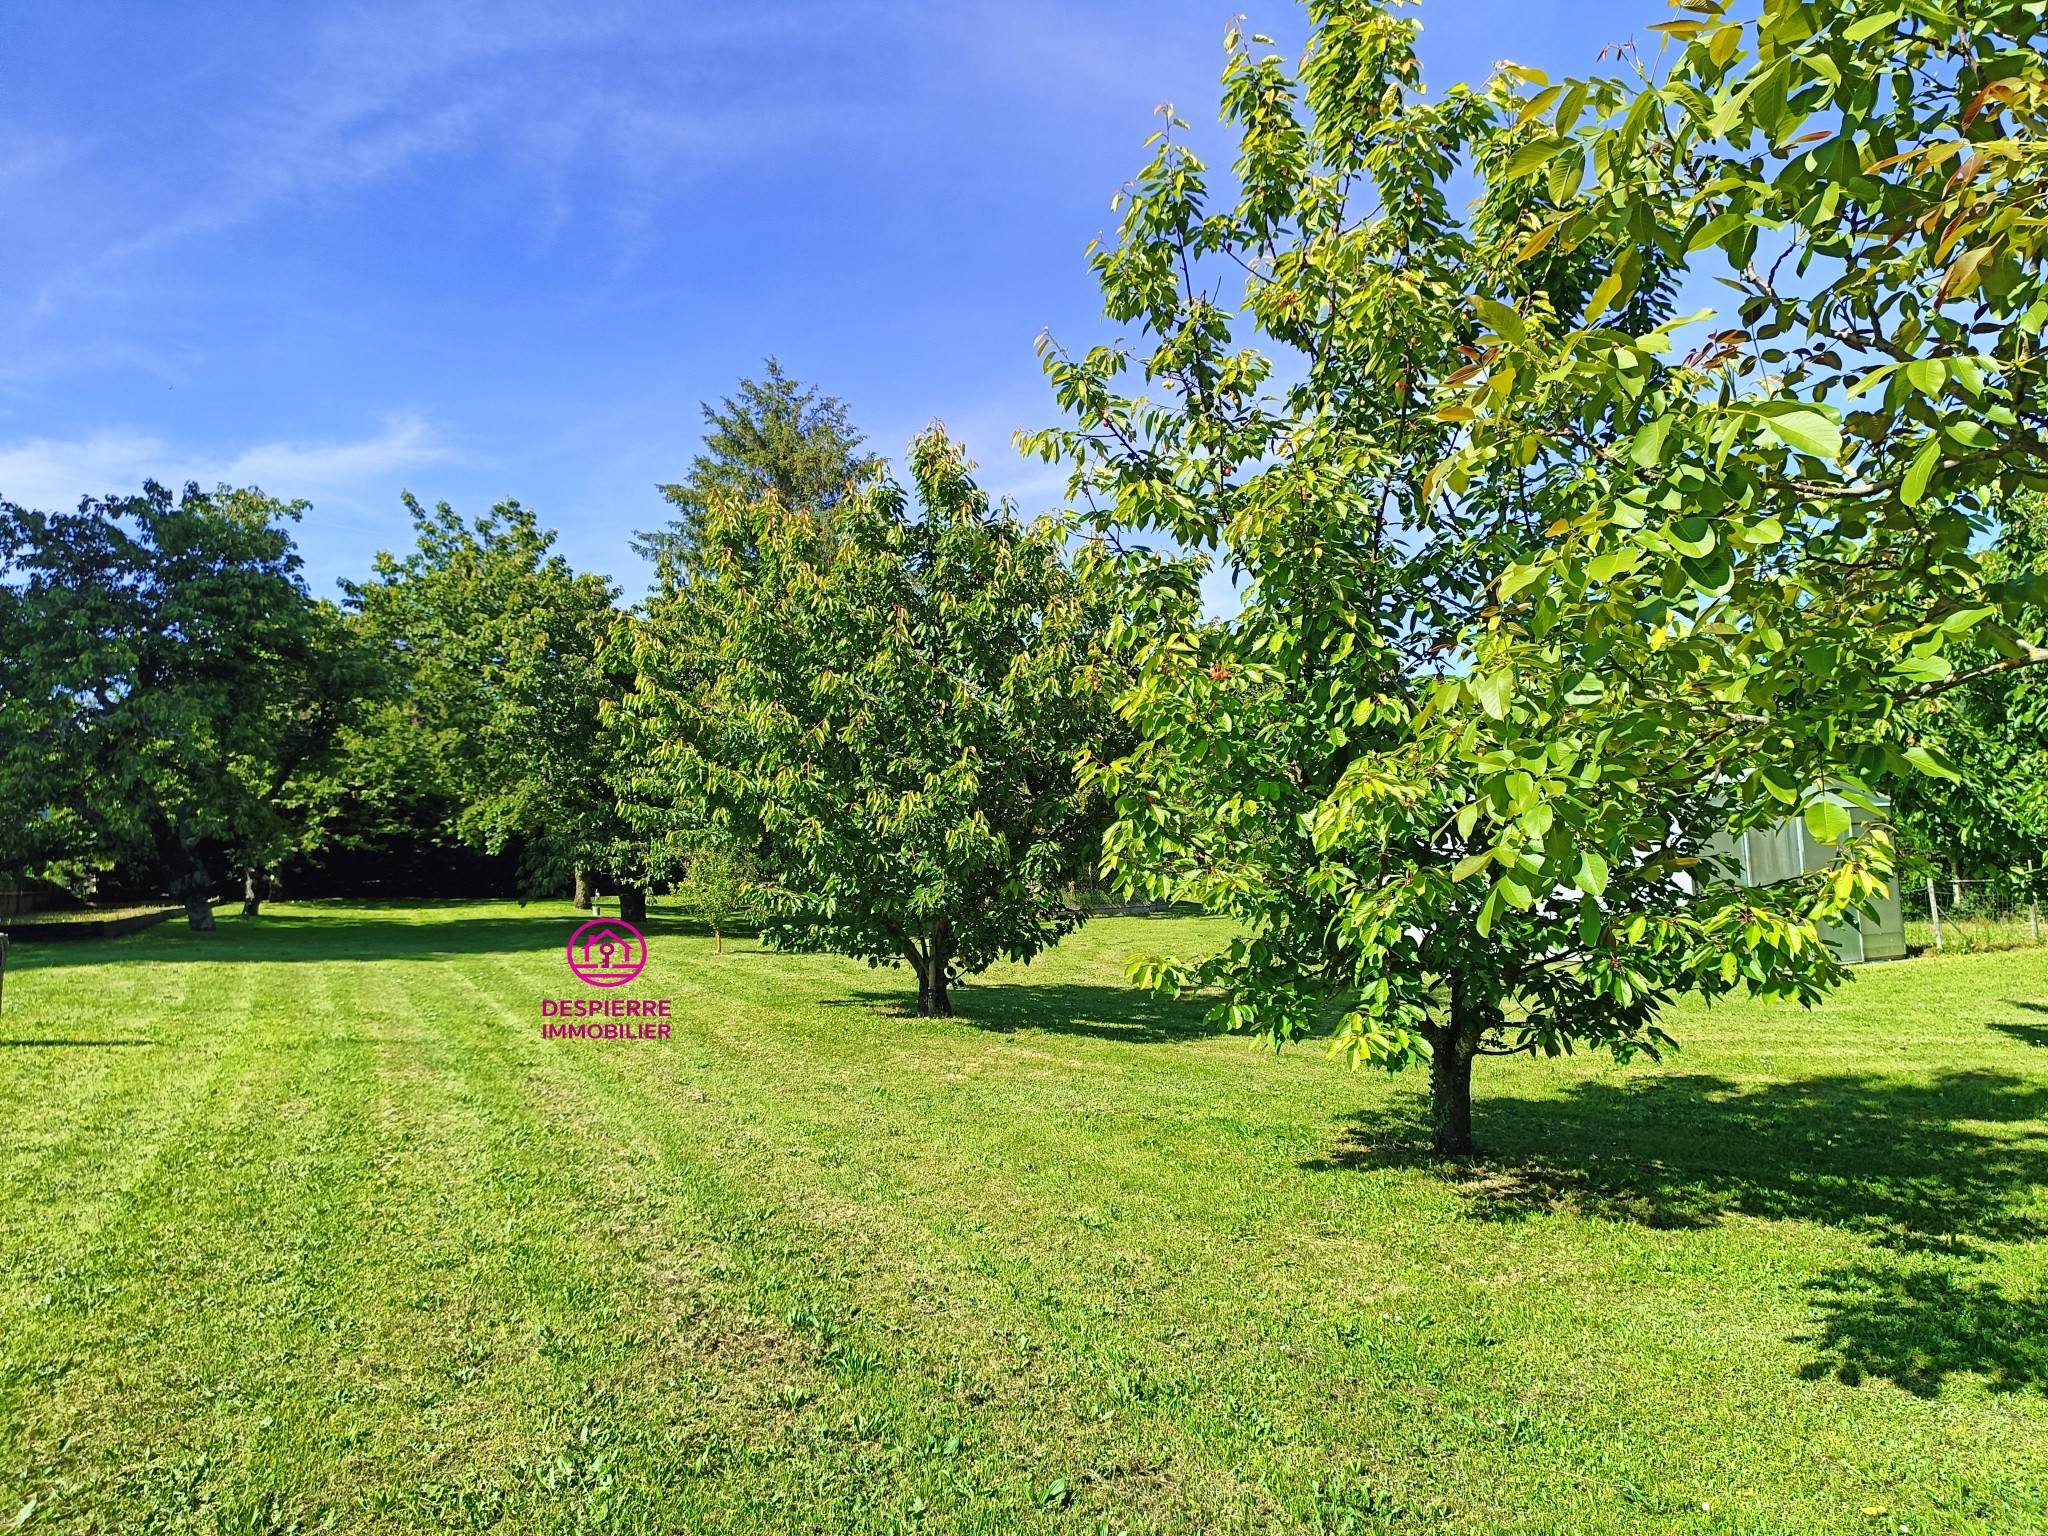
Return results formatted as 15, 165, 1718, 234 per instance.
241, 867, 270, 918
1427, 982, 1486, 1155
617, 885, 646, 924
573, 868, 593, 911
167, 819, 216, 931
1428, 1033, 1475, 1155
924, 921, 955, 1018
904, 939, 932, 1015
713, 923, 723, 955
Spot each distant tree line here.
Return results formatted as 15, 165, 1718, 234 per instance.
0, 365, 1126, 1014
4, 0, 2046, 1149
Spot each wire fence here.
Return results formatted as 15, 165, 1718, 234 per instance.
1900, 873, 2048, 954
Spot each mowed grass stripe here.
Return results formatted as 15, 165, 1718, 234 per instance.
2, 941, 389, 1524
464, 945, 1055, 1530
507, 921, 2048, 1531
7, 935, 705, 1530
0, 930, 253, 1316
1, 902, 2044, 1533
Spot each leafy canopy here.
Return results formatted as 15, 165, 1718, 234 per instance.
1889, 496, 2048, 879
0, 482, 367, 926
1023, 0, 2046, 1150
627, 430, 1124, 1015
636, 359, 881, 579
349, 497, 644, 900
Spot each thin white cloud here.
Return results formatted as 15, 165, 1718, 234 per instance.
0, 415, 450, 509
22, 2, 871, 306
10, 0, 1206, 315
222, 416, 449, 490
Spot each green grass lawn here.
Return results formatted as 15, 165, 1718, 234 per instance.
1, 902, 2043, 1535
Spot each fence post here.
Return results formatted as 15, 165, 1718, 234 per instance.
2033, 861, 2040, 945
1927, 876, 1943, 952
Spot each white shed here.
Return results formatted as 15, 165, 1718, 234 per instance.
1723, 797, 1907, 963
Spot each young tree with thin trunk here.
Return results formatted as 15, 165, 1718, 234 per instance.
626, 430, 1124, 1015
671, 841, 760, 953
1025, 0, 2046, 1153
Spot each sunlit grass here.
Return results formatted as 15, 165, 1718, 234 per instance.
1, 901, 2044, 1533
1905, 916, 2047, 955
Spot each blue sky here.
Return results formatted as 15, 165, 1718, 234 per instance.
1, 0, 1651, 599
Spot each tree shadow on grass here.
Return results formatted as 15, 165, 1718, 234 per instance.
1310, 1070, 2048, 1254
2, 904, 710, 968
1991, 1022, 2048, 1049
1312, 1071, 2048, 1395
1796, 1262, 2048, 1396
830, 982, 1224, 1045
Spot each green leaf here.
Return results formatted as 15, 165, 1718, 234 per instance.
1903, 746, 1962, 781
1982, 624, 2034, 661
1937, 606, 1996, 637
1547, 150, 1584, 204
1894, 653, 1952, 683
1901, 437, 1941, 507
1845, 8, 1903, 40
1687, 210, 1747, 253
1663, 80, 1714, 126
1497, 561, 1540, 599
1452, 851, 1494, 884
1561, 672, 1605, 706
1472, 296, 1528, 344
1762, 410, 1841, 461
1803, 799, 1852, 845
1585, 255, 1635, 323
1587, 547, 1642, 583
1553, 80, 1588, 133
1758, 766, 1799, 804
1516, 84, 1563, 126
1601, 247, 1643, 320
1576, 848, 1610, 896
1631, 416, 1672, 468
1903, 359, 1947, 395
1504, 136, 1568, 181
1471, 668, 1514, 720
1475, 886, 1501, 937
1670, 515, 1716, 556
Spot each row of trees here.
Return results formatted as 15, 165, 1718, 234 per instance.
4, 0, 2045, 1150
0, 372, 1123, 1011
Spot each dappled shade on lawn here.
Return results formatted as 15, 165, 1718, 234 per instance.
1315, 1069, 2048, 1255
1798, 1262, 2048, 1397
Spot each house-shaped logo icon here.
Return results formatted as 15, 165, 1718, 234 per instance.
566, 919, 647, 987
